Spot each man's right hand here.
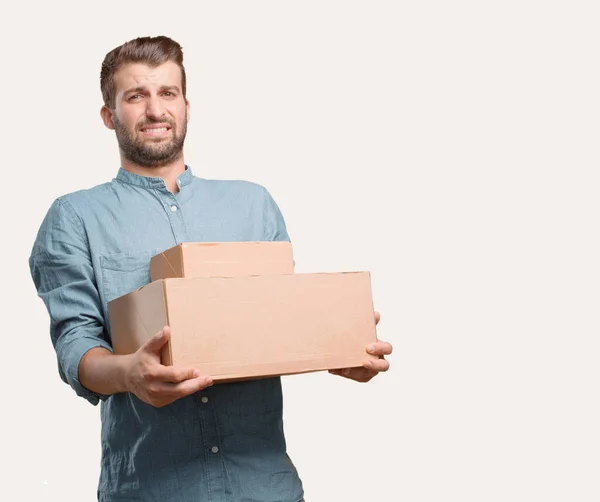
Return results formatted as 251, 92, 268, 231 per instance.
124, 326, 213, 408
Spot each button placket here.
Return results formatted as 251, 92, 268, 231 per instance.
157, 188, 188, 244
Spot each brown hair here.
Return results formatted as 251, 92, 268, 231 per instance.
100, 36, 187, 108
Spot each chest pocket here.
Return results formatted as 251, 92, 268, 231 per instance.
99, 248, 162, 316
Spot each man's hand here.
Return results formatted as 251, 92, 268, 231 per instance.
125, 326, 213, 407
329, 311, 393, 383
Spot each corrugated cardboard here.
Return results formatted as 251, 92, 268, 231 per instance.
150, 241, 294, 281
108, 272, 378, 381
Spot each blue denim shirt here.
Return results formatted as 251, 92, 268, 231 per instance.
29, 167, 305, 502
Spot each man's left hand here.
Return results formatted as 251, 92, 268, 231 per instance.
329, 311, 393, 383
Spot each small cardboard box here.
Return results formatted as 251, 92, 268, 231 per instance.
107, 272, 378, 381
150, 241, 294, 281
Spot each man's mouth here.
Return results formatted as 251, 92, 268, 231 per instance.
140, 124, 172, 136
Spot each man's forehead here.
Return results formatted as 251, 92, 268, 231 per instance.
114, 61, 182, 92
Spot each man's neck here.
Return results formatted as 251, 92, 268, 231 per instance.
121, 157, 186, 194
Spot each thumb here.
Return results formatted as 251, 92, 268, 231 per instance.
143, 326, 170, 353
374, 311, 381, 325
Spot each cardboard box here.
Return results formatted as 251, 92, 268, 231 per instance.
150, 241, 294, 281
108, 272, 378, 381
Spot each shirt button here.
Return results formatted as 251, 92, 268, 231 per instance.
170, 205, 178, 212
201, 396, 209, 403
211, 446, 219, 454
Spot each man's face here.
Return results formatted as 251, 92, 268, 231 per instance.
105, 61, 190, 168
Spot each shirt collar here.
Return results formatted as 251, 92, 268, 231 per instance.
115, 165, 194, 190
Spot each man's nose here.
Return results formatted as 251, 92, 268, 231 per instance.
146, 96, 166, 119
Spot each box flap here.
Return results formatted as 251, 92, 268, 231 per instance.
150, 245, 184, 282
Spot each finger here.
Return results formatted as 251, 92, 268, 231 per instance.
374, 311, 381, 325
150, 375, 213, 399
144, 361, 201, 384
367, 341, 393, 356
364, 358, 390, 373
159, 365, 200, 384
143, 326, 170, 354
146, 377, 214, 407
170, 375, 214, 397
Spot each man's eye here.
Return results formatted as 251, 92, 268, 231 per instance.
163, 91, 174, 97
128, 94, 142, 101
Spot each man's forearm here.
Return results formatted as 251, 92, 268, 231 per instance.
79, 347, 131, 396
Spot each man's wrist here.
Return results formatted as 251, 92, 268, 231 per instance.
79, 348, 132, 396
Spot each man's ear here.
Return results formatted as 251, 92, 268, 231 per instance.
186, 99, 191, 123
100, 105, 115, 130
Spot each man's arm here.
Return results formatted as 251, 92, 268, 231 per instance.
80, 327, 213, 407
79, 348, 130, 396
30, 198, 212, 407
262, 186, 291, 242
29, 198, 116, 405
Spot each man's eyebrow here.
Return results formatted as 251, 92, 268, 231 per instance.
160, 85, 181, 93
122, 85, 181, 96
123, 86, 147, 96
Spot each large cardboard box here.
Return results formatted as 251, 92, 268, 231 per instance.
108, 272, 378, 381
150, 241, 294, 280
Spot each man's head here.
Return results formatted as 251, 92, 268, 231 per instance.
100, 36, 190, 168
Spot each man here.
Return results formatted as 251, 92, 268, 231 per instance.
29, 35, 392, 502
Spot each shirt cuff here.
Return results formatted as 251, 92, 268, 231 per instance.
57, 334, 114, 406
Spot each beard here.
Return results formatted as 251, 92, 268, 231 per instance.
113, 113, 187, 168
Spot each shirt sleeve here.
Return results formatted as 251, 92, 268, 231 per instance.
29, 197, 113, 406
262, 187, 291, 242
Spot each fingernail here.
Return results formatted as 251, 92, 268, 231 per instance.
192, 370, 199, 378
368, 345, 376, 353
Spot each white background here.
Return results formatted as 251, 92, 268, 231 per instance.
2, 1, 599, 501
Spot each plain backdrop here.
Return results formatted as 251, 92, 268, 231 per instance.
2, 1, 599, 501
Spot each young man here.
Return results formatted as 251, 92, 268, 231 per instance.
29, 36, 392, 502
